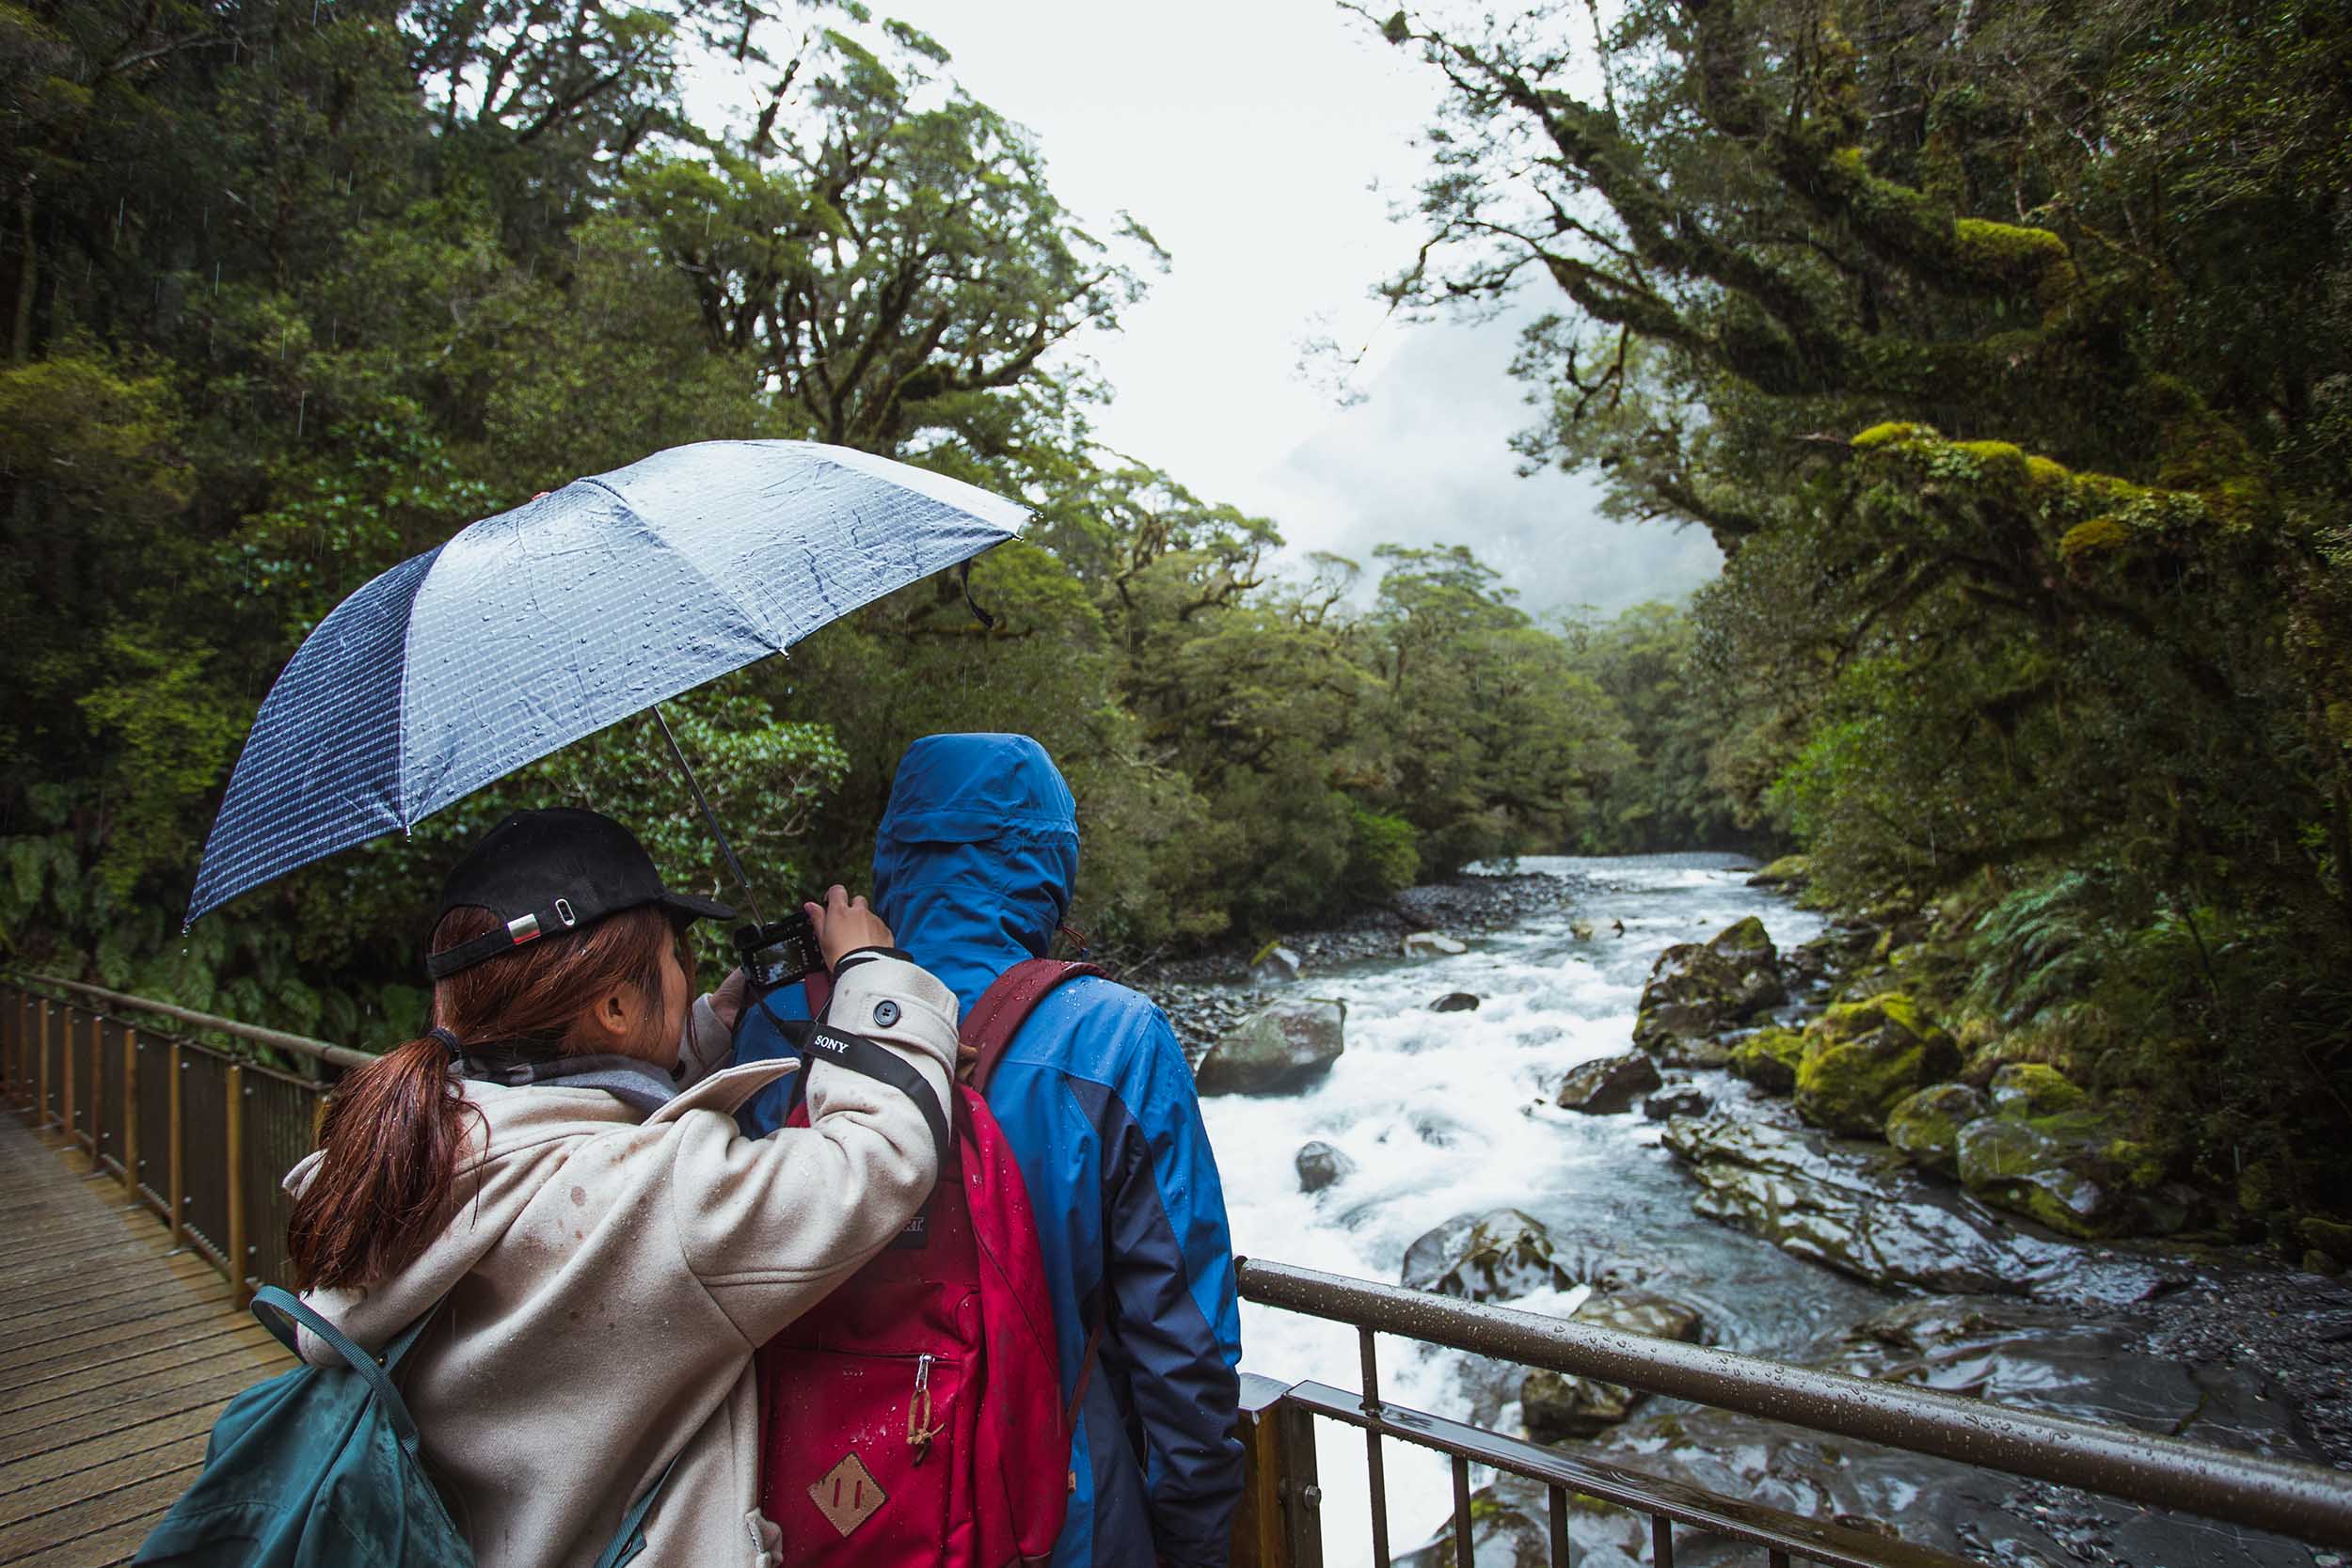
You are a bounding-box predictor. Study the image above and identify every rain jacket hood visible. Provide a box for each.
[872,733,1080,1013]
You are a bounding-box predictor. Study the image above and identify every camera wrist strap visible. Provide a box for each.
[749,989,951,1177]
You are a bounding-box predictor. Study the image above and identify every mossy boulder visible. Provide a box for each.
[1792,991,1962,1137]
[1956,1115,2127,1237]
[2300,1216,2352,1258]
[1949,1063,2170,1238]
[1885,1083,1988,1179]
[1745,854,1812,890]
[1988,1062,2084,1117]
[1632,919,1787,1063]
[1728,1026,1806,1094]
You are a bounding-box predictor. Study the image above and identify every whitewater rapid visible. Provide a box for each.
[1198,853,1868,1561]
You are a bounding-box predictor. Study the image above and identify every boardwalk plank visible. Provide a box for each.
[0,1407,219,1498]
[0,1465,199,1557]
[0,1320,273,1396]
[0,1289,234,1363]
[0,1106,292,1566]
[0,1440,203,1529]
[0,1333,279,1421]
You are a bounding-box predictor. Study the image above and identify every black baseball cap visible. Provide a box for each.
[425,808,736,980]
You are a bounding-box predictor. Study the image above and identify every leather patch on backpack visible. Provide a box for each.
[809,1452,886,1537]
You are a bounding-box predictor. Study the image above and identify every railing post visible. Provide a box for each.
[167,1040,186,1246]
[122,1026,140,1200]
[87,1010,105,1164]
[1232,1374,1323,1568]
[60,1003,75,1139]
[225,1062,248,1307]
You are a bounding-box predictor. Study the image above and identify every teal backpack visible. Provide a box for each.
[135,1286,672,1568]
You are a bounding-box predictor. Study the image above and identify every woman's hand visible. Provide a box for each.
[805,885,893,968]
[707,967,749,1032]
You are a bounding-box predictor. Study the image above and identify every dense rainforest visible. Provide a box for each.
[1370,0,2352,1240]
[2,0,2346,1242]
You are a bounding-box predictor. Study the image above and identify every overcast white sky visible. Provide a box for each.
[702,0,1720,617]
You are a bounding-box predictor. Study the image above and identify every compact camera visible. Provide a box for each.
[733,913,824,990]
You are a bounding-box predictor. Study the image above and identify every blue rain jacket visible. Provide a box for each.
[734,734,1244,1568]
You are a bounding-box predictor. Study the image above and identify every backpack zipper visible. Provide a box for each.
[908,1353,944,1463]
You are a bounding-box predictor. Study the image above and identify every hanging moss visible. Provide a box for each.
[1951,217,2076,305]
[1851,421,1933,451]
[2058,515,2130,562]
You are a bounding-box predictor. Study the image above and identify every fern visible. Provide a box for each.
[1965,871,2106,1024]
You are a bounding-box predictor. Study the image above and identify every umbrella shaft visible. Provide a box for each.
[651,705,768,929]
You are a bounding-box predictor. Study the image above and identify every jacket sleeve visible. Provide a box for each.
[670,955,958,1345]
[1101,1006,1245,1568]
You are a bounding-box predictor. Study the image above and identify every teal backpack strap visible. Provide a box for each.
[248,1286,429,1457]
[590,1456,679,1568]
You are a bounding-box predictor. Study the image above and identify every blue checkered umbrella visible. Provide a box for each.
[187,440,1026,924]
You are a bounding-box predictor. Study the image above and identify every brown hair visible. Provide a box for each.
[287,903,678,1291]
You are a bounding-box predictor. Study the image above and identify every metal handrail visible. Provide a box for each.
[1238,1258,2352,1547]
[7,971,374,1069]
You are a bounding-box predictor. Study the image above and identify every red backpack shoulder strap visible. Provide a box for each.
[961,959,1109,1092]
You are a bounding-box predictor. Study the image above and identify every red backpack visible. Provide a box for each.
[757,960,1104,1567]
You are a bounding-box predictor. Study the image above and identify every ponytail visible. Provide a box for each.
[287,903,675,1291]
[288,1035,476,1291]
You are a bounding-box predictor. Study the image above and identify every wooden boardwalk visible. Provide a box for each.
[0,1108,293,1566]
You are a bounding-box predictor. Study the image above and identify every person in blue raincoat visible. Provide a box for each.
[736,733,1245,1568]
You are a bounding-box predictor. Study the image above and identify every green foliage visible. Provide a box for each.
[1380,0,2352,1227]
[1346,809,1421,901]
[0,3,1637,1035]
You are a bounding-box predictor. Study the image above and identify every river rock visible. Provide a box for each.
[1631,917,1787,1064]
[1662,1112,2070,1294]
[1554,1052,1661,1116]
[1520,1368,1635,1440]
[1727,1026,1805,1094]
[1958,1113,2133,1239]
[1295,1140,1355,1194]
[1392,1483,1552,1568]
[1988,1061,2085,1116]
[1249,943,1301,984]
[1884,1082,1987,1178]
[1644,1084,1711,1120]
[1569,919,1596,941]
[1428,990,1482,1013]
[1519,1289,1706,1441]
[1745,853,1811,890]
[1947,1062,2163,1238]
[1791,990,1960,1137]
[1403,1209,1576,1301]
[1402,931,1469,958]
[1192,998,1345,1095]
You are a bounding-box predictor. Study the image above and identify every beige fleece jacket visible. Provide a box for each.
[279,955,958,1568]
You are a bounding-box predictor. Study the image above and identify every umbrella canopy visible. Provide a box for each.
[187,440,1025,924]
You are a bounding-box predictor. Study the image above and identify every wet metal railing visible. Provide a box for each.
[2,974,345,1307]
[1232,1259,2352,1565]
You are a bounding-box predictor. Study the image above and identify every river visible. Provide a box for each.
[1191,853,2333,1567]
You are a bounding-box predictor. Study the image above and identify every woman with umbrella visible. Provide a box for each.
[151,442,1034,1565]
[278,807,959,1567]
